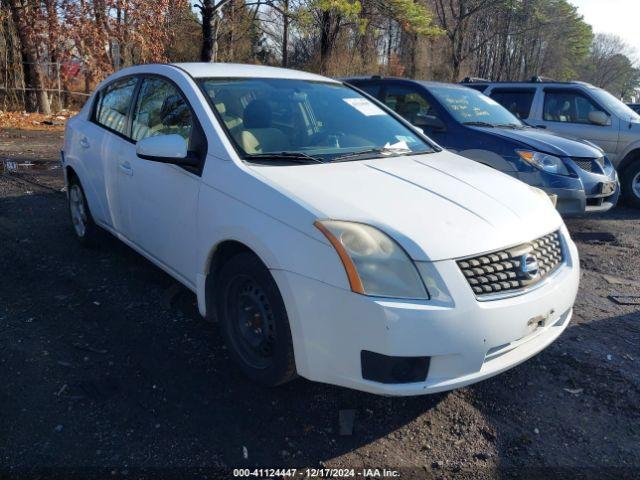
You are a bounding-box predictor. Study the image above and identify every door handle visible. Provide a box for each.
[79,137,90,149]
[118,161,133,176]
[534,125,547,129]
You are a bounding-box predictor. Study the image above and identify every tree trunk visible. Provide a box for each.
[44,0,61,110]
[7,0,51,114]
[400,30,417,78]
[201,0,216,61]
[319,10,331,73]
[282,0,289,67]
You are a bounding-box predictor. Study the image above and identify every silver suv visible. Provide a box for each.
[463,79,640,207]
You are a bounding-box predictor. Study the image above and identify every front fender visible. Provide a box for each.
[618,140,640,173]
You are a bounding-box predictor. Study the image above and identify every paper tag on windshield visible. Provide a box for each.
[343,98,386,116]
[384,140,410,151]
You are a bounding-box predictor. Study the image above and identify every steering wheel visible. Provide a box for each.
[309,129,346,148]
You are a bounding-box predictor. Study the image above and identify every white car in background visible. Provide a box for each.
[62,63,580,395]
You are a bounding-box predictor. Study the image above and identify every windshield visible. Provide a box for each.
[590,87,640,122]
[429,85,523,127]
[199,78,434,163]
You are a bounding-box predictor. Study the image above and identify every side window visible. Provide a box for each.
[131,77,194,144]
[95,77,137,135]
[355,83,382,99]
[490,89,535,119]
[543,90,609,124]
[382,85,437,125]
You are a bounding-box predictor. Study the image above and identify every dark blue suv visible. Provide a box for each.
[344,77,620,215]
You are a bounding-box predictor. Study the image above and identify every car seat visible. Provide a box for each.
[398,101,421,124]
[544,98,560,122]
[235,99,290,154]
[214,90,244,133]
[558,100,572,122]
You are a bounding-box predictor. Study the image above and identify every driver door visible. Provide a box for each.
[537,89,619,158]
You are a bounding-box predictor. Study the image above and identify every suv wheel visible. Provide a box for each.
[622,161,640,208]
[68,177,100,246]
[215,252,297,386]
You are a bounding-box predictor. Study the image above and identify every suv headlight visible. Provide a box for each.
[314,220,429,299]
[516,150,570,176]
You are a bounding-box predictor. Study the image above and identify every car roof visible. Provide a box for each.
[171,62,336,83]
[461,80,597,89]
[343,76,472,90]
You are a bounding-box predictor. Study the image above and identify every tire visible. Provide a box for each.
[68,176,101,246]
[622,160,640,209]
[215,252,297,386]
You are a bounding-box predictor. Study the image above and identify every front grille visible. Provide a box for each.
[573,157,604,173]
[457,231,564,299]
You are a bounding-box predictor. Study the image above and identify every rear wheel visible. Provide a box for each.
[68,176,100,246]
[215,252,297,386]
[622,161,640,209]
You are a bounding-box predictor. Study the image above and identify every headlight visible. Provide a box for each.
[314,220,429,299]
[516,150,570,176]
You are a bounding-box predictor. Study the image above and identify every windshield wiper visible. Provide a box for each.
[244,151,324,164]
[494,123,524,129]
[462,121,495,128]
[331,147,412,163]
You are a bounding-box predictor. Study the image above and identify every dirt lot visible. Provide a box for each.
[1,128,639,479]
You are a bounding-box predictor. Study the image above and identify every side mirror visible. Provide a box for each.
[136,134,198,166]
[416,115,447,133]
[588,111,610,126]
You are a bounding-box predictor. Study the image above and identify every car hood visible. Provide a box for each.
[251,151,563,261]
[482,126,603,158]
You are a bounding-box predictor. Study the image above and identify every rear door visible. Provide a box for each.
[120,75,207,284]
[537,88,619,158]
[91,76,139,230]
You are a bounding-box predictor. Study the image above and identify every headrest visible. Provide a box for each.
[402,101,421,115]
[243,99,272,129]
[214,102,226,115]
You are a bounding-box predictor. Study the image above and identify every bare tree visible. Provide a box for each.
[4,0,51,113]
[195,0,234,62]
[586,34,637,90]
[432,0,503,81]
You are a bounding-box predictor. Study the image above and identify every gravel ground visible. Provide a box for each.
[1,129,639,479]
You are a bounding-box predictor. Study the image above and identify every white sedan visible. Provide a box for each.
[62,63,579,396]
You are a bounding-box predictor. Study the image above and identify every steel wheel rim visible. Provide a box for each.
[225,275,276,370]
[69,184,87,238]
[632,171,640,199]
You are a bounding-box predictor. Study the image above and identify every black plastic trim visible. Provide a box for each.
[361,350,430,384]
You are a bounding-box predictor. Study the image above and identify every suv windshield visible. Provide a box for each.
[590,87,640,123]
[429,85,523,127]
[199,78,434,163]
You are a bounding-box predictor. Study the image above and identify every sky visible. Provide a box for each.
[570,0,640,56]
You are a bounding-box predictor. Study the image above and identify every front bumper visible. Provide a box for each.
[543,185,619,215]
[518,158,619,215]
[273,229,580,396]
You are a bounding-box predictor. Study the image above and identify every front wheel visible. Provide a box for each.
[215,252,297,386]
[68,177,100,246]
